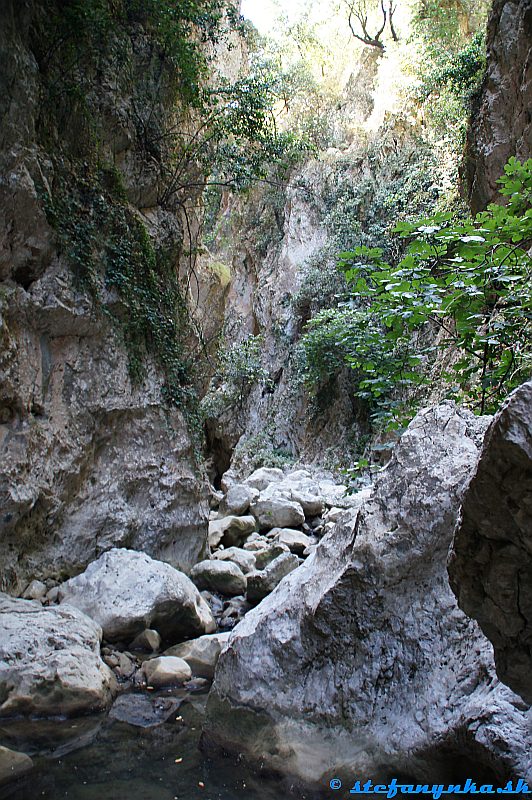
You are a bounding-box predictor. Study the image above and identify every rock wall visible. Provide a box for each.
[464,0,532,212]
[449,380,532,704]
[0,1,210,591]
[204,403,532,785]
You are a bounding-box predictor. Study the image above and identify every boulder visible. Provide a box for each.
[212,546,256,574]
[165,632,231,679]
[58,548,215,642]
[220,484,259,516]
[0,593,114,718]
[0,746,33,788]
[250,498,305,531]
[449,380,532,703]
[20,580,47,601]
[246,553,300,603]
[244,467,284,491]
[204,405,532,785]
[190,560,247,597]
[141,656,191,688]
[253,543,290,570]
[129,629,162,653]
[108,693,181,728]
[272,529,311,556]
[208,516,257,549]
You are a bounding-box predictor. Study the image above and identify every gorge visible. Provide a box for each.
[0,0,531,798]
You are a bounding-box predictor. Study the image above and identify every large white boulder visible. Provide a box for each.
[0,593,114,717]
[58,548,215,642]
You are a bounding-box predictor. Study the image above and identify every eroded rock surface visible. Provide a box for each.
[58,548,215,642]
[449,380,532,703]
[205,404,532,785]
[0,1,210,593]
[0,593,114,718]
[465,0,532,211]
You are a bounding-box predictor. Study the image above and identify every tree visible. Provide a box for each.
[344,0,398,50]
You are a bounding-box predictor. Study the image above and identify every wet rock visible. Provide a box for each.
[141,656,191,688]
[165,632,231,679]
[250,498,305,531]
[130,629,162,653]
[205,405,532,785]
[183,677,210,692]
[20,580,47,601]
[212,546,256,574]
[0,593,114,718]
[108,693,181,728]
[272,529,311,556]
[449,380,532,703]
[0,745,33,788]
[190,560,247,597]
[208,515,257,549]
[58,548,215,642]
[220,484,259,516]
[246,553,300,603]
[244,467,284,491]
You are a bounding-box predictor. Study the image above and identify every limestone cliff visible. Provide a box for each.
[464,0,532,211]
[0,1,212,591]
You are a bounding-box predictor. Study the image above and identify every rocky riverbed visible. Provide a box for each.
[0,462,359,795]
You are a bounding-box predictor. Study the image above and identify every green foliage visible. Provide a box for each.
[202,335,272,415]
[411,1,488,152]
[300,158,532,427]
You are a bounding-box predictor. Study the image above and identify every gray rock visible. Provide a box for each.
[273,529,311,556]
[165,632,231,679]
[129,629,162,653]
[0,593,114,718]
[220,484,259,516]
[208,515,257,549]
[212,546,256,574]
[204,405,532,785]
[113,652,136,680]
[220,470,237,493]
[190,560,247,597]
[246,553,300,603]
[250,498,305,531]
[58,548,215,642]
[449,380,532,703]
[0,745,33,788]
[20,580,47,601]
[141,656,191,688]
[108,693,181,728]
[44,586,60,605]
[244,467,284,491]
[253,543,290,570]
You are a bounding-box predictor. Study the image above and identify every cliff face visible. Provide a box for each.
[0,1,211,591]
[465,0,532,211]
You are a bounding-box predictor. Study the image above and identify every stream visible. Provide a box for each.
[1,688,323,800]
